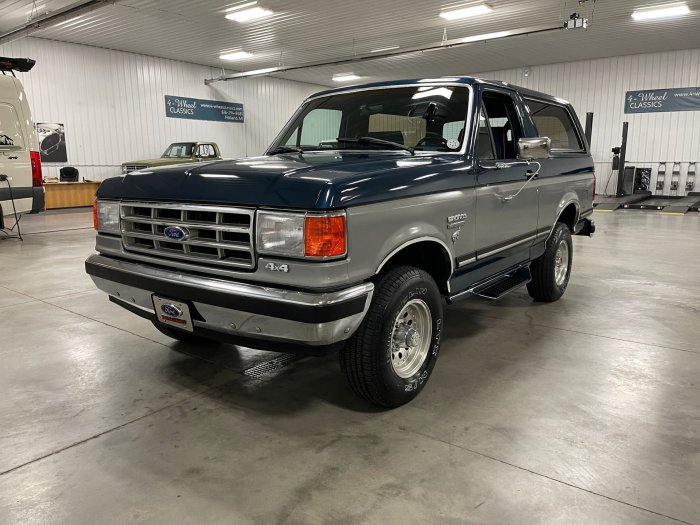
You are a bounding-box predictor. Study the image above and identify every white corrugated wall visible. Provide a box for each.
[3,36,699,192]
[475,48,700,195]
[0,37,326,181]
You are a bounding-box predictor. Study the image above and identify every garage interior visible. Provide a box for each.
[1,1,700,524]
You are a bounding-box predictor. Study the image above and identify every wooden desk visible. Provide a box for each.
[44,182,101,209]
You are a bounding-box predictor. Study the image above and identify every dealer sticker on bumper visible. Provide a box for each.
[152,295,194,332]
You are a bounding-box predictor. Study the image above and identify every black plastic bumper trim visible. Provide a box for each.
[0,186,44,213]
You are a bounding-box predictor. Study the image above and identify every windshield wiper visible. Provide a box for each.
[268,145,305,155]
[336,137,415,155]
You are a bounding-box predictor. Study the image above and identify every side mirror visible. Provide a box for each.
[518,137,551,160]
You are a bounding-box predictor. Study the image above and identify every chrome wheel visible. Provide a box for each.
[391,299,432,379]
[554,240,569,286]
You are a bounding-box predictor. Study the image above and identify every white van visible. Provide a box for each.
[0,57,43,228]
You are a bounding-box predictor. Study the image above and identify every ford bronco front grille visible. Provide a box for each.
[120,202,255,270]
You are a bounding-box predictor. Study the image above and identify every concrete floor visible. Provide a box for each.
[0,208,698,524]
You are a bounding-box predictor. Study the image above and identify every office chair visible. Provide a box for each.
[59,166,79,182]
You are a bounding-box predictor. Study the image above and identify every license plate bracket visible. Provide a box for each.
[152,295,194,332]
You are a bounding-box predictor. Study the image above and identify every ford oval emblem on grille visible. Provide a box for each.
[161,304,183,317]
[163,225,189,241]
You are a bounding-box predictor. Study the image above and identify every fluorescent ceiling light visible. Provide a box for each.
[412,87,454,100]
[225,3,273,22]
[219,50,253,61]
[418,77,461,82]
[462,30,510,43]
[440,3,492,20]
[631,2,689,20]
[370,45,400,53]
[333,73,361,82]
[225,1,257,11]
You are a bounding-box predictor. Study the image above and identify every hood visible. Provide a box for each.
[122,158,194,167]
[100,152,472,209]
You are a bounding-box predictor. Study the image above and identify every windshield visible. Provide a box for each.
[161,143,195,158]
[270,86,470,154]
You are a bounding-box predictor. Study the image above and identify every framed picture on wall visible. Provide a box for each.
[36,123,68,163]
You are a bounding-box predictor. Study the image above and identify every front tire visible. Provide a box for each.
[340,266,443,408]
[527,222,573,302]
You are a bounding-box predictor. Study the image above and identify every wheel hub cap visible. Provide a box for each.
[405,328,420,348]
[390,299,432,379]
[554,240,569,286]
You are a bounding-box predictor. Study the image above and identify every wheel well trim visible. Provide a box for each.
[548,199,580,240]
[375,236,455,276]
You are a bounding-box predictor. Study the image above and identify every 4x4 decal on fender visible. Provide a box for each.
[265,262,290,273]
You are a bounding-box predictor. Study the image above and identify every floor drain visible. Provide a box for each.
[241,354,302,378]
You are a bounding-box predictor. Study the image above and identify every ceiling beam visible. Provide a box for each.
[204,23,568,84]
[0,1,112,45]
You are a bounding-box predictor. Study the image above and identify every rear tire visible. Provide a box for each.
[527,222,573,302]
[340,266,443,408]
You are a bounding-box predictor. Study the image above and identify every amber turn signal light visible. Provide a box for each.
[304,215,346,257]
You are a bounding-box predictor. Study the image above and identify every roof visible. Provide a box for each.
[307,76,568,105]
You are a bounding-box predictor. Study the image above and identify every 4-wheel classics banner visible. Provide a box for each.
[165,95,244,123]
[624,87,700,114]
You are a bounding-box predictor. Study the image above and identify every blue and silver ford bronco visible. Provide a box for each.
[86,77,595,407]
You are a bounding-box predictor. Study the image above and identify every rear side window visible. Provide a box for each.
[0,103,25,149]
[525,99,583,151]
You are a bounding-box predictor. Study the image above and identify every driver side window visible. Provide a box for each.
[481,91,522,160]
[476,109,495,160]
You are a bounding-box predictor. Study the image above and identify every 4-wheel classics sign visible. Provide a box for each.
[624,87,700,114]
[165,95,244,123]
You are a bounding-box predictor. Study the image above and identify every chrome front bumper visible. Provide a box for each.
[85,254,374,349]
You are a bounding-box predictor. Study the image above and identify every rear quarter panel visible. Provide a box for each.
[536,154,594,232]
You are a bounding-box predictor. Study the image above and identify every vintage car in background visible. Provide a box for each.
[121,141,221,174]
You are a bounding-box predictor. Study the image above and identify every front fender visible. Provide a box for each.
[344,191,471,286]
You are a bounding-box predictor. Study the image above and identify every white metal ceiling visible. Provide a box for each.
[0,0,79,33]
[6,0,700,85]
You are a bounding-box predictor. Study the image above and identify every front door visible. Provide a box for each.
[475,89,538,270]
